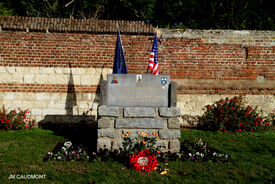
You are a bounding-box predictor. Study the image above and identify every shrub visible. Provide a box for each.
[0,106,35,130]
[197,95,273,133]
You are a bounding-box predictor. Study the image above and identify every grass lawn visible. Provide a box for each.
[0,128,274,184]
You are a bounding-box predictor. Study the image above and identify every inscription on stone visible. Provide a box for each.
[106,74,170,107]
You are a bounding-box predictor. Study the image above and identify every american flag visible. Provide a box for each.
[147,33,158,75]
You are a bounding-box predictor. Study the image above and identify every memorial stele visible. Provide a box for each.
[104,74,170,107]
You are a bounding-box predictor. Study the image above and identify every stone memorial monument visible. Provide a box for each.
[97,74,181,152]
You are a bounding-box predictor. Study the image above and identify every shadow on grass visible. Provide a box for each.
[39,115,97,153]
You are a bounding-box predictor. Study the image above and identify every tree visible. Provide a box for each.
[0,0,274,30]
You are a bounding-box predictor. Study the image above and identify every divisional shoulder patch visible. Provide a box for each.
[111,77,118,84]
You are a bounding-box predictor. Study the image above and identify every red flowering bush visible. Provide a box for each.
[198,95,273,133]
[0,106,35,130]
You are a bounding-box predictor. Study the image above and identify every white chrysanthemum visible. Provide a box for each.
[64,141,72,148]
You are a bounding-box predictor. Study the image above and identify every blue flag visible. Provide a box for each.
[113,30,127,74]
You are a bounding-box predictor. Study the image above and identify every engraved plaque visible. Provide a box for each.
[106,74,170,107]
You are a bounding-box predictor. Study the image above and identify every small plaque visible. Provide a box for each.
[136,75,142,83]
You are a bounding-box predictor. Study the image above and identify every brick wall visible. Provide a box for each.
[0,16,274,125]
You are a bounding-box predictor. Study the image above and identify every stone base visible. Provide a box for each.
[97,106,181,152]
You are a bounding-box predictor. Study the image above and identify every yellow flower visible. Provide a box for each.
[142,140,146,144]
[144,133,148,137]
[137,131,140,134]
[160,171,168,175]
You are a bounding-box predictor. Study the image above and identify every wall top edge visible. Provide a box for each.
[0,16,154,35]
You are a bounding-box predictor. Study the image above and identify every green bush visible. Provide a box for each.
[0,106,35,130]
[198,95,273,134]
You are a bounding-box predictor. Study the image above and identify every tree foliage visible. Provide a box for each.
[0,0,274,30]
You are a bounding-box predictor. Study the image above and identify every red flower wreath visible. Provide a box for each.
[130,149,157,172]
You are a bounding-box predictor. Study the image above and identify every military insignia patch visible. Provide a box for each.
[111,77,118,84]
[161,77,167,85]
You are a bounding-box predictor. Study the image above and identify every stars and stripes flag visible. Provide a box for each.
[147,33,158,75]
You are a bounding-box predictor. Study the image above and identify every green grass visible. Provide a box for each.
[0,128,274,184]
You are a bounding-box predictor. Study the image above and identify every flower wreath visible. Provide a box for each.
[130,149,157,172]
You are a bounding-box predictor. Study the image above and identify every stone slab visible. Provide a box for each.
[106,74,170,107]
[159,107,180,117]
[98,129,115,138]
[115,118,164,129]
[98,105,119,117]
[167,118,180,129]
[100,80,107,105]
[169,140,181,151]
[97,138,112,150]
[98,117,114,128]
[169,81,177,107]
[124,107,156,117]
[159,130,181,139]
